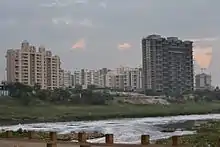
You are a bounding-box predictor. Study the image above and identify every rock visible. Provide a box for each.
[57,131,104,141]
[57,134,72,141]
[17,128,23,134]
[161,128,176,133]
[0,129,104,141]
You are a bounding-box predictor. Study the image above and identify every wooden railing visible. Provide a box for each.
[0,130,189,147]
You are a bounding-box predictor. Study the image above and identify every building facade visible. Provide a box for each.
[142,35,194,95]
[105,67,143,91]
[195,73,212,90]
[6,41,61,89]
[59,70,73,88]
[72,68,109,89]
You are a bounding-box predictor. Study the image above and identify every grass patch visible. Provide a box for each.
[1,99,220,125]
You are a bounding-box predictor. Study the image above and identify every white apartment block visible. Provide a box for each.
[105,67,143,91]
[60,70,73,88]
[72,68,109,88]
[73,69,98,88]
[130,68,142,90]
[6,41,61,89]
[71,67,142,90]
[195,73,212,90]
[73,70,81,86]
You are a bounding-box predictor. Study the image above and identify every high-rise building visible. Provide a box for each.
[105,67,142,91]
[60,70,73,88]
[73,69,94,88]
[195,73,212,90]
[142,35,194,95]
[72,68,109,88]
[59,69,64,87]
[6,41,61,89]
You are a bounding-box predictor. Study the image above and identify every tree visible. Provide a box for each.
[87,84,98,90]
[74,84,82,94]
[35,89,50,101]
[33,83,41,91]
[49,88,71,102]
[4,82,113,106]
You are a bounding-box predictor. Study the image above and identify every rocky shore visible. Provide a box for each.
[0,128,105,141]
[155,120,208,132]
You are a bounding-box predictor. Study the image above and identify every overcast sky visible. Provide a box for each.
[0,0,220,85]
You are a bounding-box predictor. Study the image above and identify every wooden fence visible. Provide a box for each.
[0,130,191,147]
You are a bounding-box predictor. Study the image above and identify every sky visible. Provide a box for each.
[0,0,220,85]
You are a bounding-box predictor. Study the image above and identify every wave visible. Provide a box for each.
[0,113,220,143]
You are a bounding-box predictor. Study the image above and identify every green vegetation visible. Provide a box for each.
[156,121,220,147]
[4,82,113,106]
[1,99,220,125]
[1,82,220,125]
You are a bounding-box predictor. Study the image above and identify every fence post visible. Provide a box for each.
[141,135,150,145]
[49,132,57,142]
[172,136,178,146]
[217,138,220,147]
[6,131,12,138]
[46,142,57,147]
[28,131,34,139]
[78,132,87,143]
[105,134,114,144]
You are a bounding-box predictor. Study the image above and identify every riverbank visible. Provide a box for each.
[1,101,220,125]
[156,120,220,147]
[0,128,105,141]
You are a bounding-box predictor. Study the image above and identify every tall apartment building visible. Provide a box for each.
[98,68,109,88]
[106,70,125,90]
[59,69,64,87]
[6,41,61,89]
[142,35,194,95]
[195,73,212,90]
[60,70,73,88]
[73,70,81,86]
[72,69,93,88]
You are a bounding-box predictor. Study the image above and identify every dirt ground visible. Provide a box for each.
[0,139,190,147]
[0,140,79,147]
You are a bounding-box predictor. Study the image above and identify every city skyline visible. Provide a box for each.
[0,0,219,85]
[5,41,143,90]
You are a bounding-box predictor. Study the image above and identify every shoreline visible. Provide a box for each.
[0,111,219,126]
[156,120,220,146]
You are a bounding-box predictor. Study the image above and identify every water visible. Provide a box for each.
[1,114,220,144]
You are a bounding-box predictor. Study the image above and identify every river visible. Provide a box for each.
[1,114,220,144]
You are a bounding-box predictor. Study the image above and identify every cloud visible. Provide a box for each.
[40,0,72,8]
[74,0,88,5]
[51,17,73,25]
[99,1,107,9]
[117,43,131,50]
[72,39,86,49]
[51,17,95,28]
[193,46,212,68]
[78,19,93,27]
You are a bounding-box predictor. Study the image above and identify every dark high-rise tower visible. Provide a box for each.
[142,35,194,95]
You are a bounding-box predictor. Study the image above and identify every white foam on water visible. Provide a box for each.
[0,113,219,143]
